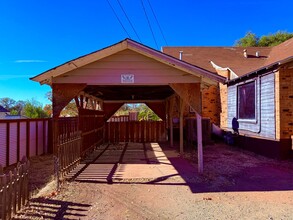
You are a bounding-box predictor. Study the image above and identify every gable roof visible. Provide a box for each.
[31,38,226,85]
[163,37,293,77]
[0,105,9,113]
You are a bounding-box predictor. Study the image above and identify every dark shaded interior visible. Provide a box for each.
[84,85,174,101]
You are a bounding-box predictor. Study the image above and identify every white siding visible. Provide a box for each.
[227,73,276,139]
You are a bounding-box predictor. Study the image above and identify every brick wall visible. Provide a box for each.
[219,83,228,128]
[277,63,293,140]
[201,85,221,125]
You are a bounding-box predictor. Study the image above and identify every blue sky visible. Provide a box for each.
[1,0,292,105]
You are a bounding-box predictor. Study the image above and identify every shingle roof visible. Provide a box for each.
[265,37,293,65]
[162,38,293,77]
[0,105,9,113]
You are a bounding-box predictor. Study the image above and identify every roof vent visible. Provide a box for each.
[243,49,247,58]
[256,51,260,57]
[179,51,183,60]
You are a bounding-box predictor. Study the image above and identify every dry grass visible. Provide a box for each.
[28,154,55,196]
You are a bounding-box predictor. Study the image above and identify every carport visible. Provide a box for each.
[31,39,225,174]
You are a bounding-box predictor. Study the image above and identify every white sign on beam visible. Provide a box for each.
[121,74,134,83]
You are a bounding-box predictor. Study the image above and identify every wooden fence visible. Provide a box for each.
[53,117,81,178]
[0,119,50,168]
[53,110,104,178]
[105,120,166,143]
[79,109,104,155]
[0,157,30,220]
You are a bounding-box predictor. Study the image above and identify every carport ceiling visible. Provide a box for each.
[84,85,174,101]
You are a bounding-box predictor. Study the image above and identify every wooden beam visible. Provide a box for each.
[168,97,175,147]
[169,83,201,114]
[179,97,185,154]
[196,113,203,173]
[52,83,87,118]
[103,103,124,121]
[145,102,166,121]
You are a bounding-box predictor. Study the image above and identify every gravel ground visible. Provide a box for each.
[13,142,293,220]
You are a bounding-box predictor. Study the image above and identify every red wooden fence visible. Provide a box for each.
[0,119,50,168]
[105,120,166,143]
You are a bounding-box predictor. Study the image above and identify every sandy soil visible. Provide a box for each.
[13,142,293,220]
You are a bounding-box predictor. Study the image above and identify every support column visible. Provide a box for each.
[197,113,203,173]
[179,97,185,154]
[168,97,175,147]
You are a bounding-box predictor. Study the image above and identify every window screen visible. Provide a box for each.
[238,81,255,119]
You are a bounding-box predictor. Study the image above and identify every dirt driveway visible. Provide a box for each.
[15,142,293,219]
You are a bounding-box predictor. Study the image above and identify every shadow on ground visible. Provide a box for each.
[66,142,293,193]
[13,198,91,220]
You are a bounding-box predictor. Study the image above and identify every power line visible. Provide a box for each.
[116,0,142,43]
[146,0,168,46]
[140,0,159,50]
[106,0,131,38]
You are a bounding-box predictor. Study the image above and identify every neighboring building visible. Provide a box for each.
[0,105,28,119]
[163,38,293,159]
[0,105,10,119]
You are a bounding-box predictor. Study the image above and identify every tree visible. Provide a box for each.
[137,104,160,121]
[60,101,78,117]
[258,31,293,46]
[45,91,52,102]
[10,100,26,115]
[0,97,16,110]
[235,31,293,47]
[22,99,49,118]
[235,31,258,47]
[43,104,52,117]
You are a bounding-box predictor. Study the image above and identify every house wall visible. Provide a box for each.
[202,85,220,125]
[277,63,293,140]
[227,72,276,139]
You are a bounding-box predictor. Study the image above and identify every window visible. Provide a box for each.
[238,81,256,120]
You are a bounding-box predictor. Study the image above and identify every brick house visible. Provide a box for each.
[163,38,293,159]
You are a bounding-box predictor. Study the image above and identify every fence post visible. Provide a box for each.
[0,164,6,220]
[54,156,60,191]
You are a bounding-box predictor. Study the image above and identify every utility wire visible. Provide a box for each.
[146,0,168,46]
[140,0,159,50]
[106,0,131,38]
[116,0,142,43]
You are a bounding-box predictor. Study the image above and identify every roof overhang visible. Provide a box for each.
[227,56,293,85]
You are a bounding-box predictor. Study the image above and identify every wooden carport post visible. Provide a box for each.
[170,83,204,173]
[179,97,185,154]
[52,83,87,155]
[167,96,175,147]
